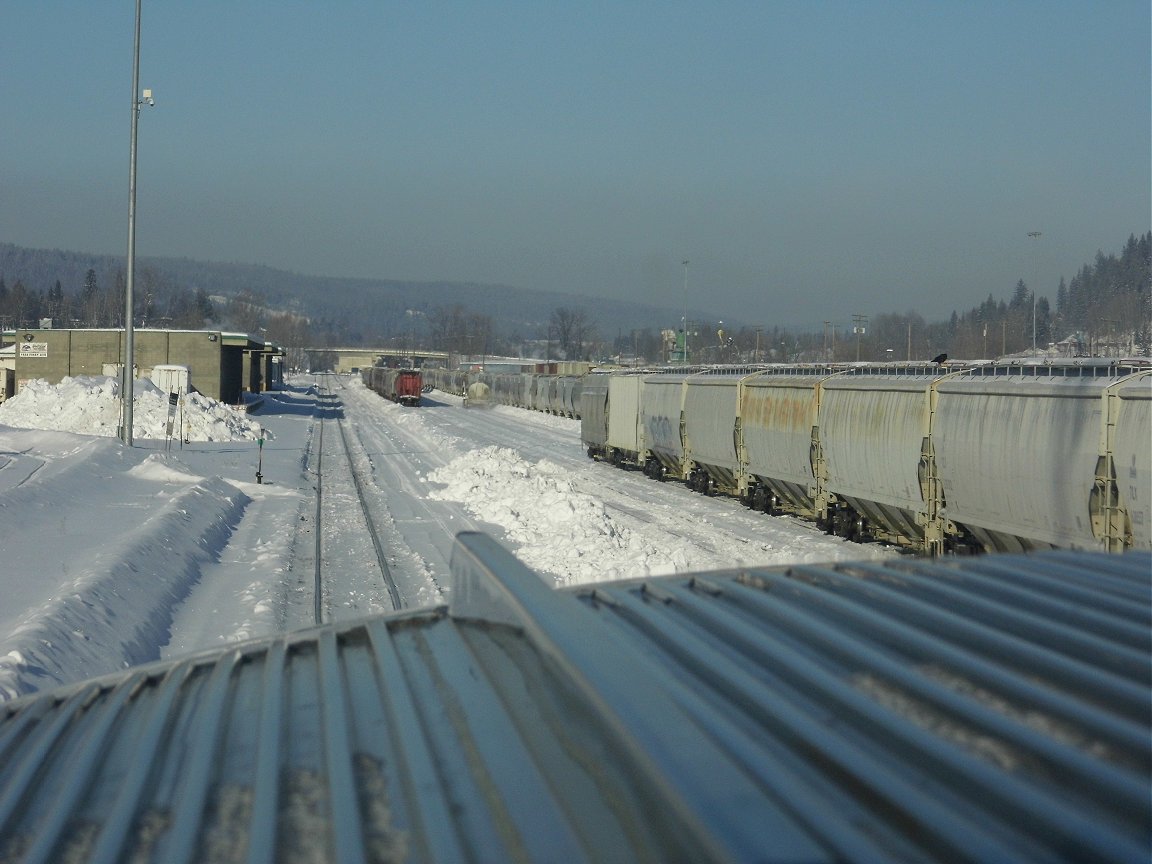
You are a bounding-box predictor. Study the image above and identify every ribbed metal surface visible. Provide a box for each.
[1,537,1148,863]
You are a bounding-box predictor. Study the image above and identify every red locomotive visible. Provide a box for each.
[363,366,423,406]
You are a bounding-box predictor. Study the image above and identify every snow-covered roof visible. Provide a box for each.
[0,537,1146,862]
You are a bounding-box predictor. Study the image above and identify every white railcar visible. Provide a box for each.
[1112,371,1152,550]
[640,371,691,478]
[605,372,647,466]
[739,368,838,517]
[579,373,611,457]
[818,369,956,548]
[935,365,1152,553]
[681,369,756,494]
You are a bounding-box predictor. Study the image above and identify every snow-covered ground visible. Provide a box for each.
[0,373,891,701]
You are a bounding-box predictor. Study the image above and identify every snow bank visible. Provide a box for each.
[0,375,263,441]
[0,476,251,700]
[428,446,709,585]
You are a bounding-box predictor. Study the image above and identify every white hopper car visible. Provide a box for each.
[581,360,1151,555]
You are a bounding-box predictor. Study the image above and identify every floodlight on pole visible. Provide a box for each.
[1028,231,1042,352]
[681,259,690,365]
[122,0,154,446]
[852,313,868,362]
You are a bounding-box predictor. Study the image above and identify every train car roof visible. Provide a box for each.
[1,535,1148,863]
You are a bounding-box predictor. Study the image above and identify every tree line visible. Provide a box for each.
[940,233,1150,359]
[3,231,1147,366]
[608,232,1150,364]
[0,267,216,332]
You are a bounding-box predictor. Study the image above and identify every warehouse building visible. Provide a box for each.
[1,328,282,403]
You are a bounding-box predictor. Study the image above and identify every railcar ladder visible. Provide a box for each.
[1090,384,1131,552]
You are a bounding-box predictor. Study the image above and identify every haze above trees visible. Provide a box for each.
[1,232,1147,364]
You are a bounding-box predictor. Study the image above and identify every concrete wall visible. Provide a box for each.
[168,331,226,400]
[13,329,235,401]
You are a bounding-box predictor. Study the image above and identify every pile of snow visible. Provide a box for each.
[0,474,252,700]
[0,376,263,441]
[429,446,727,585]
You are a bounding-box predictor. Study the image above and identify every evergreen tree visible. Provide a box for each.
[47,279,64,320]
[195,288,215,323]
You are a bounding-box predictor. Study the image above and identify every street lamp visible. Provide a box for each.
[121,0,154,446]
[681,259,690,365]
[1028,231,1042,352]
[852,313,867,362]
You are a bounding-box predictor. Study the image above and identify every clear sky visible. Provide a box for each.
[2,1,1148,330]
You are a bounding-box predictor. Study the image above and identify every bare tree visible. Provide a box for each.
[227,290,267,334]
[550,306,595,361]
[266,310,313,370]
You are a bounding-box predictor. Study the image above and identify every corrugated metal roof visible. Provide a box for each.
[1,535,1148,863]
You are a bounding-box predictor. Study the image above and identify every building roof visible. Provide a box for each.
[1,536,1148,863]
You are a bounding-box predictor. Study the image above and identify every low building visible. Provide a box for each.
[0,343,14,402]
[9,328,282,404]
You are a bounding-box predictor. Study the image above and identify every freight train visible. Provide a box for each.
[423,368,585,417]
[581,360,1151,556]
[363,366,423,406]
[424,360,1151,556]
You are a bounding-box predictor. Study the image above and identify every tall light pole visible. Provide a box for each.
[122,0,153,445]
[852,313,868,361]
[1028,231,1042,352]
[681,259,690,365]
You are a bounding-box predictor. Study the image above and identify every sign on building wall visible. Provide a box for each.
[17,342,48,358]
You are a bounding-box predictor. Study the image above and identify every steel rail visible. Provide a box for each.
[333,412,403,609]
[313,401,325,625]
[323,375,403,612]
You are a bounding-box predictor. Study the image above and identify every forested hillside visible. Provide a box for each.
[0,243,669,358]
[2,232,1148,363]
[943,232,1150,358]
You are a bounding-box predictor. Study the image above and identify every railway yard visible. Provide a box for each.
[0,372,884,698]
[0,370,1148,862]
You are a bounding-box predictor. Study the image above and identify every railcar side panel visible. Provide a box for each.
[606,374,645,459]
[560,376,581,418]
[1113,373,1152,550]
[740,374,829,514]
[395,369,423,406]
[641,374,689,473]
[682,374,744,489]
[934,376,1109,551]
[546,377,564,414]
[524,374,539,409]
[532,375,551,413]
[819,375,941,544]
[580,374,610,452]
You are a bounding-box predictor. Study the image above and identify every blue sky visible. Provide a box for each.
[2,1,1148,329]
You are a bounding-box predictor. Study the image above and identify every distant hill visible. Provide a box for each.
[0,243,684,347]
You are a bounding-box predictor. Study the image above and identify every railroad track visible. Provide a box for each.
[312,375,403,624]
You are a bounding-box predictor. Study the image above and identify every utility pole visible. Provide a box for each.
[1028,231,1042,352]
[852,314,868,362]
[681,259,690,365]
[121,0,153,445]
